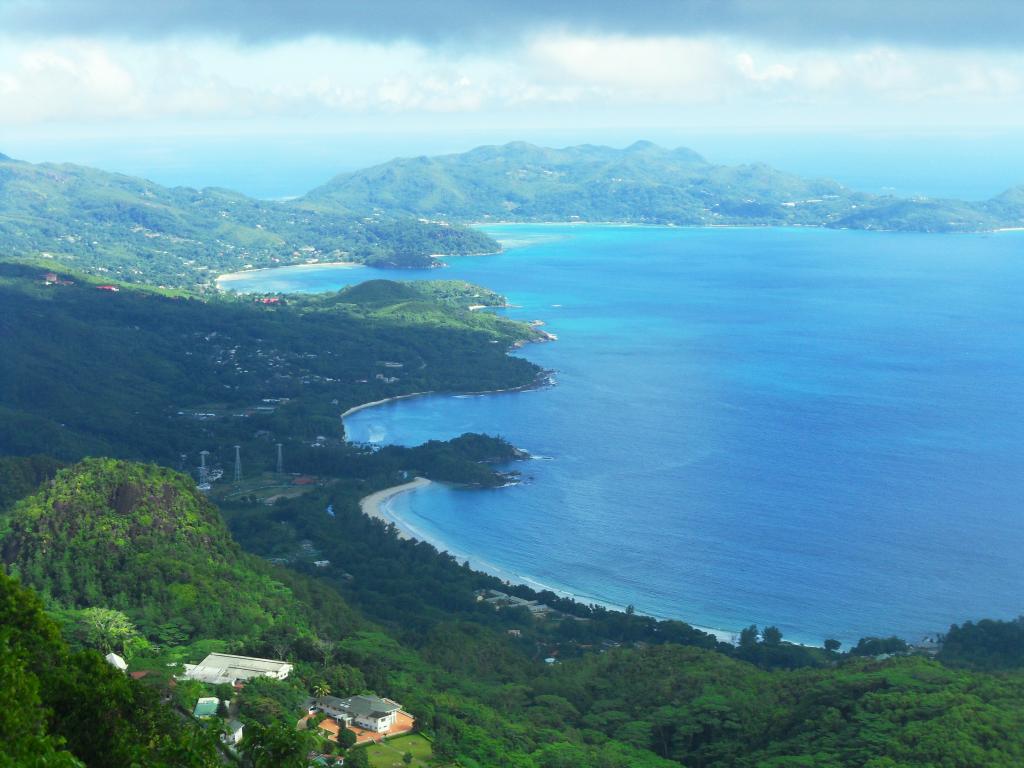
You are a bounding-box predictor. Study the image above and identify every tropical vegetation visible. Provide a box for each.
[0,153,497,288]
[303,141,1024,232]
[1,458,1022,767]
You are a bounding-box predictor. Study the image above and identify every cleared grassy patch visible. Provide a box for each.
[363,733,433,767]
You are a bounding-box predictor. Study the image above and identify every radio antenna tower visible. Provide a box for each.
[233,445,242,484]
[199,450,210,485]
[275,443,283,474]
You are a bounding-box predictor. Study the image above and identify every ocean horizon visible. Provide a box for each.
[224,224,1024,646]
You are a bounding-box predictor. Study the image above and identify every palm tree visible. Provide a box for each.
[313,681,331,699]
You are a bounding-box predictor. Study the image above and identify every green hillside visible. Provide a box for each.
[0,568,222,767]
[0,262,542,463]
[302,141,1024,232]
[2,142,1022,766]
[1,460,1022,768]
[0,154,497,288]
[5,143,1019,296]
[1,459,358,646]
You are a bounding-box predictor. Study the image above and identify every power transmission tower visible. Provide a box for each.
[199,450,210,485]
[276,443,283,474]
[233,445,242,484]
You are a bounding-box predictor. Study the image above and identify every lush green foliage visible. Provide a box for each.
[0,455,62,513]
[303,141,1024,232]
[0,570,222,767]
[938,617,1024,670]
[0,203,1020,766]
[1,459,360,647]
[523,645,1024,767]
[2,459,1023,767]
[0,154,497,288]
[0,263,542,464]
[850,636,910,657]
[240,721,311,768]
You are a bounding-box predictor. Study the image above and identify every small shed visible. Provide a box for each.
[222,719,244,746]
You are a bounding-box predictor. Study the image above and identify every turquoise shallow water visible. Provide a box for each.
[224,225,1024,644]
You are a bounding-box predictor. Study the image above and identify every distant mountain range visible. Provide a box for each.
[2,142,1022,289]
[0,154,495,288]
[303,140,1024,233]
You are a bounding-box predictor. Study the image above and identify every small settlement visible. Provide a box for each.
[102,651,415,765]
[164,651,414,756]
[475,588,555,618]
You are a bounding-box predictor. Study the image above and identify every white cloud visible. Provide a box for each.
[0,44,142,121]
[736,52,796,84]
[528,35,732,99]
[0,33,1022,130]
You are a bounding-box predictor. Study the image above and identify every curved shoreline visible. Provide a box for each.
[360,477,433,539]
[215,225,1022,288]
[340,378,746,645]
[217,260,366,287]
[340,372,554,434]
[340,392,433,421]
[357,475,740,644]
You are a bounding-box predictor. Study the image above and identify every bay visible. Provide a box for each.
[222,225,1024,644]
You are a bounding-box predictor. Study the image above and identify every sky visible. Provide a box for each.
[1,1,1022,197]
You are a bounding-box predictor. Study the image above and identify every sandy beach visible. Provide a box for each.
[341,372,552,428]
[358,475,739,642]
[359,477,433,539]
[340,392,432,421]
[216,260,365,288]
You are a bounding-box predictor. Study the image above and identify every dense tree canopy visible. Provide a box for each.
[0,570,221,767]
[0,153,498,288]
[1,459,360,647]
[0,262,542,465]
[2,458,1023,767]
[303,141,1024,233]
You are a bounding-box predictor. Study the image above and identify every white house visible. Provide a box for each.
[222,720,245,747]
[314,695,401,733]
[182,653,292,685]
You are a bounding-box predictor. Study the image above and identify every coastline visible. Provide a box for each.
[216,226,1007,648]
[340,372,554,433]
[216,245,504,288]
[475,220,1011,235]
[340,391,432,421]
[357,474,740,644]
[213,223,1015,291]
[217,260,365,286]
[215,224,1018,292]
[221,238,810,648]
[346,392,742,645]
[359,477,433,539]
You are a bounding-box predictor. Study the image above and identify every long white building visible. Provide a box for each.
[182,653,292,685]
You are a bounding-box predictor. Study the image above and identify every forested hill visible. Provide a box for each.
[302,140,1024,232]
[0,568,225,767]
[2,458,1023,767]
[0,153,497,288]
[1,458,359,646]
[0,262,541,463]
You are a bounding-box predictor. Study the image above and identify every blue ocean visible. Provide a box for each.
[223,225,1024,644]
